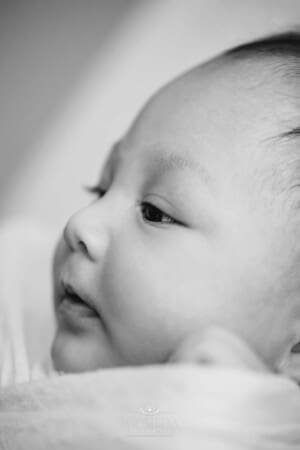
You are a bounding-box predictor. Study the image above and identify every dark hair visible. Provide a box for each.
[226,30,300,59]
[225,31,300,140]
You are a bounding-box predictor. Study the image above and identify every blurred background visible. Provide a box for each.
[1,0,300,238]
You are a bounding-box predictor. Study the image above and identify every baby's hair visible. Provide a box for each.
[225,30,300,140]
[216,31,300,211]
[226,30,300,59]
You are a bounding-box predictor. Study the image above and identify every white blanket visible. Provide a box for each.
[1,364,300,449]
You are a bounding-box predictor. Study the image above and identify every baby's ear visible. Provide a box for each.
[278,343,300,383]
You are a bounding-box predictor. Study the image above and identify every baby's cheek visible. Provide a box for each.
[101,255,186,364]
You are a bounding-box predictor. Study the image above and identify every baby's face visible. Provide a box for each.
[51,56,300,373]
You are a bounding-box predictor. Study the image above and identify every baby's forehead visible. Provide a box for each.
[103,52,299,200]
[132,55,299,162]
[106,139,211,188]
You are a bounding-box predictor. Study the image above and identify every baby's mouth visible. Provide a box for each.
[60,294,98,317]
[59,281,99,318]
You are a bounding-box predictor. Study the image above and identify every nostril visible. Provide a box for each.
[63,212,107,261]
[78,239,87,254]
[63,221,87,254]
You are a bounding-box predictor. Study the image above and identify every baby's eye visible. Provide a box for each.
[141,202,178,225]
[84,184,106,198]
[84,185,179,225]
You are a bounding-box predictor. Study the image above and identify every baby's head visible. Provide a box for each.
[51,32,300,378]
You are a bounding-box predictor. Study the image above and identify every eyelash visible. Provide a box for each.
[83,184,178,225]
[84,184,106,198]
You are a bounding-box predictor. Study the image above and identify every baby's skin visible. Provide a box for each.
[51,50,300,380]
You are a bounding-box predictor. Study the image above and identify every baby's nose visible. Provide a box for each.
[63,204,109,261]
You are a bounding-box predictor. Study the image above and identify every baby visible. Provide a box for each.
[51,31,300,382]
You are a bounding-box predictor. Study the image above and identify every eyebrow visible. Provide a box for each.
[105,141,212,187]
[153,151,211,185]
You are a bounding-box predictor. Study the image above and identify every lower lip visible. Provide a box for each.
[58,295,99,320]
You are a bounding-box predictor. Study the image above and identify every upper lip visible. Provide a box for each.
[61,278,95,310]
[60,275,105,324]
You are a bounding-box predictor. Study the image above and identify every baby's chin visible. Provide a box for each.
[51,328,125,373]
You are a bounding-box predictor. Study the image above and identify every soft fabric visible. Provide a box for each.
[0,217,57,386]
[1,364,300,449]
